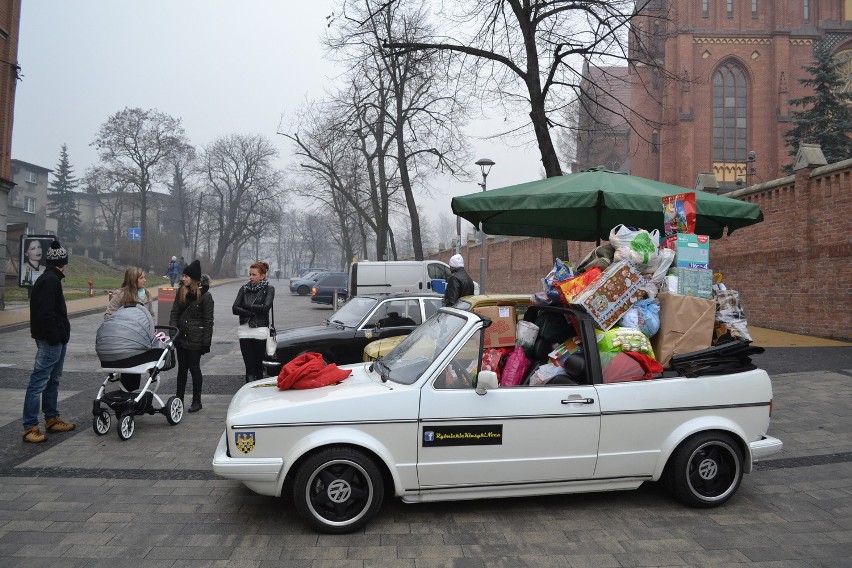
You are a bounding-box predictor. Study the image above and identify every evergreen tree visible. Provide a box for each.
[47,143,82,241]
[783,43,852,170]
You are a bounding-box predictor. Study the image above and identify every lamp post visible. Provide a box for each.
[475,158,495,294]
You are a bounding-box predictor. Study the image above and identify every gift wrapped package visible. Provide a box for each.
[571,260,645,331]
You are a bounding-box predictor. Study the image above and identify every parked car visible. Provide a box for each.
[261,292,443,376]
[214,301,782,534]
[362,293,532,361]
[292,267,329,280]
[289,271,331,296]
[310,272,349,305]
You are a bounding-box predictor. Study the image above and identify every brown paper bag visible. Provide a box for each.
[651,292,715,367]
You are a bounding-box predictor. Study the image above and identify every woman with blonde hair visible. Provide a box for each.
[169,260,214,412]
[105,266,153,320]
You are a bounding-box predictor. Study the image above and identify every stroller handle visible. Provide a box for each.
[155,325,180,342]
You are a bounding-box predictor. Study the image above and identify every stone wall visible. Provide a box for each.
[429,156,852,341]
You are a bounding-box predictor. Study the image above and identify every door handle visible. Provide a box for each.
[561,397,595,404]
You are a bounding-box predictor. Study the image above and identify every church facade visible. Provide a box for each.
[576,1,852,190]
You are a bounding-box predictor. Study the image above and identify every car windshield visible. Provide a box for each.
[327,296,380,327]
[377,310,469,385]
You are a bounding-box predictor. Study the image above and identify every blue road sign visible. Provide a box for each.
[128,227,142,241]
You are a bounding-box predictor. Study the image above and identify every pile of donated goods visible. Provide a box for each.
[473,192,753,387]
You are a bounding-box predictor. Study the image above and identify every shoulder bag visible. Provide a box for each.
[265,301,277,358]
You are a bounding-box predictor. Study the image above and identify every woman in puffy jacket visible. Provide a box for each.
[232,261,275,383]
[168,260,214,413]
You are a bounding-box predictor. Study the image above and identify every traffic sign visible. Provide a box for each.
[128,227,142,241]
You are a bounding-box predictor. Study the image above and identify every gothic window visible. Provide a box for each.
[702,0,708,18]
[712,62,748,162]
[727,0,733,18]
[804,0,810,20]
[752,0,758,18]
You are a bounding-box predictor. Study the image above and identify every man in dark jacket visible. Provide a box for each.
[22,240,76,443]
[442,254,475,306]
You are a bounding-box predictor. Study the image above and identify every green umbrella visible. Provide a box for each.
[451,167,763,241]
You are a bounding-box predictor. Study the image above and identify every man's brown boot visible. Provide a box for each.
[23,426,45,443]
[45,416,76,433]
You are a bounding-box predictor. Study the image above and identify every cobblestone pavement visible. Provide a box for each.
[0,281,850,567]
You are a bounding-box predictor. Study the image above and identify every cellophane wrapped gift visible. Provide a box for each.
[572,260,646,331]
[714,289,752,343]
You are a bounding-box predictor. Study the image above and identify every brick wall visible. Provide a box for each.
[429,159,852,341]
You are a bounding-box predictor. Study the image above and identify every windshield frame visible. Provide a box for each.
[326,296,380,328]
[375,308,478,386]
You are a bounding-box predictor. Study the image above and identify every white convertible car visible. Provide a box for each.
[213,303,782,533]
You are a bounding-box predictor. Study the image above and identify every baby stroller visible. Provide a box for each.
[93,308,184,440]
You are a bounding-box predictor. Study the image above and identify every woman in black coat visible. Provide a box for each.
[169,260,214,412]
[232,261,275,383]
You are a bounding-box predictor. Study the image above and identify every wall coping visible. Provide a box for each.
[726,157,852,199]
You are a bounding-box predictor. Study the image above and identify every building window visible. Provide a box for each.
[702,0,709,18]
[804,0,810,20]
[712,62,748,162]
[25,171,37,183]
[24,196,36,213]
[752,0,758,18]
[726,0,733,18]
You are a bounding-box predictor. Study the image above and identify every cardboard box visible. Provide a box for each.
[572,260,645,331]
[674,267,713,299]
[663,233,710,269]
[474,306,517,348]
[651,292,715,367]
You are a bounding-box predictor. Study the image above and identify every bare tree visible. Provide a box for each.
[164,150,198,252]
[91,107,193,261]
[201,133,284,276]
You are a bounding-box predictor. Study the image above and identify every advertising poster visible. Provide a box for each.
[19,235,54,287]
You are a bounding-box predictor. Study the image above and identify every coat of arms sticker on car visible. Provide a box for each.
[235,432,256,454]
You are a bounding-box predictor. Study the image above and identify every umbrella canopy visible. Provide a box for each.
[451,167,763,241]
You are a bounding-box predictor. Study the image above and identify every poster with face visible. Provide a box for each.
[19,236,54,287]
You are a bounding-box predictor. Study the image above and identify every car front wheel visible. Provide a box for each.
[297,285,310,296]
[666,431,743,507]
[292,446,384,534]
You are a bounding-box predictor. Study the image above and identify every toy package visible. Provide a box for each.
[662,192,697,237]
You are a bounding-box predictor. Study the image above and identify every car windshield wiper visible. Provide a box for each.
[372,357,390,383]
[326,319,346,327]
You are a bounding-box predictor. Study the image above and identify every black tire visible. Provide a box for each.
[165,396,183,425]
[666,432,743,507]
[117,414,135,441]
[297,285,310,296]
[292,447,384,534]
[92,410,110,435]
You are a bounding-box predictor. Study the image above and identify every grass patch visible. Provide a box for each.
[7,256,129,302]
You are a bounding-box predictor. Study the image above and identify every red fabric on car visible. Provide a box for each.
[277,352,352,390]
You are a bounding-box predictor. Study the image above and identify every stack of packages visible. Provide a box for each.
[524,192,752,382]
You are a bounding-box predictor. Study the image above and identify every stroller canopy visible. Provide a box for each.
[96,305,156,363]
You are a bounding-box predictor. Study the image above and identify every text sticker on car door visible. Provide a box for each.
[422,425,503,447]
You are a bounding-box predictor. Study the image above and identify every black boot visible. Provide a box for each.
[188,398,202,413]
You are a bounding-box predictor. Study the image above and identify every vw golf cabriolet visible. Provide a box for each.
[213,303,782,533]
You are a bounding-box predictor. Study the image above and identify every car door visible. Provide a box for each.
[417,329,601,488]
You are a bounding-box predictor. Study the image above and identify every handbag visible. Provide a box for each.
[265,302,277,358]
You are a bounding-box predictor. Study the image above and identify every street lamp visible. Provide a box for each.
[475,158,495,294]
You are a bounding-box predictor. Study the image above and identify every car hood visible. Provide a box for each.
[276,323,349,342]
[226,362,418,426]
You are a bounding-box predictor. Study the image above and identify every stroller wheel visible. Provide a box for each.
[165,396,184,425]
[117,414,135,441]
[93,411,111,435]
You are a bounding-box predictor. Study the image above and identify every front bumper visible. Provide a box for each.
[212,431,284,495]
[749,435,783,462]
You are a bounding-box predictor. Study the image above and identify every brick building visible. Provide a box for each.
[576,1,851,189]
[0,0,21,310]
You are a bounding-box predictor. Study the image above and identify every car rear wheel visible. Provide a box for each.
[666,432,743,507]
[292,446,384,534]
[297,285,310,296]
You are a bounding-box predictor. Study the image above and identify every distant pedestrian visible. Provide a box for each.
[232,261,275,383]
[169,260,214,412]
[274,268,280,281]
[178,256,186,274]
[164,255,179,287]
[442,254,475,307]
[22,240,76,443]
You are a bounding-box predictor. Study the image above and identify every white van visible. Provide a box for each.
[348,260,453,297]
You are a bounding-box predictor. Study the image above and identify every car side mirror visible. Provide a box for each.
[475,370,498,394]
